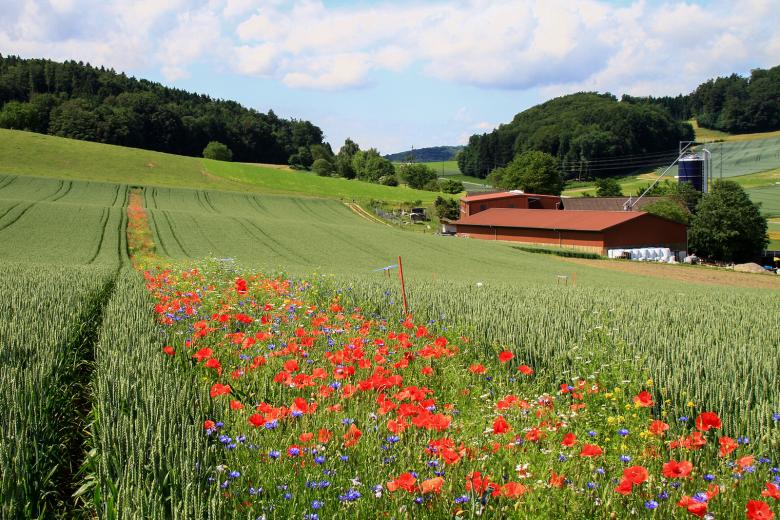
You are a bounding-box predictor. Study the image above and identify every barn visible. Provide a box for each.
[453,208,687,255]
[460,191,562,217]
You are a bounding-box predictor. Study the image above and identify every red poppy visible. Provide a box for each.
[466,472,494,494]
[387,472,417,493]
[517,364,534,375]
[762,482,780,500]
[203,419,215,430]
[719,436,738,457]
[561,432,577,447]
[469,364,487,374]
[498,351,514,363]
[209,383,231,398]
[662,460,693,478]
[299,432,313,443]
[677,496,708,518]
[283,359,299,372]
[162,345,175,356]
[493,416,511,434]
[229,399,244,410]
[318,428,333,443]
[343,424,362,447]
[248,413,264,427]
[193,347,213,362]
[695,411,722,431]
[496,482,528,498]
[633,390,653,407]
[420,477,444,494]
[549,471,565,488]
[649,419,670,436]
[746,500,775,520]
[614,478,633,495]
[580,444,603,457]
[737,455,755,470]
[623,466,649,485]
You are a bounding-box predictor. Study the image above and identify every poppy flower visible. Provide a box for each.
[517,364,534,375]
[762,482,780,500]
[248,413,264,427]
[633,390,653,407]
[561,432,577,447]
[719,436,738,457]
[746,500,775,520]
[387,472,417,493]
[623,466,649,485]
[649,420,670,436]
[299,432,313,443]
[469,364,487,374]
[580,444,603,457]
[209,383,231,398]
[203,419,215,430]
[193,347,213,362]
[662,460,693,478]
[695,412,722,431]
[614,478,633,495]
[229,399,244,410]
[466,472,494,494]
[283,359,299,372]
[318,429,333,443]
[677,496,708,518]
[549,471,565,488]
[737,455,755,470]
[162,345,175,356]
[498,351,514,363]
[496,482,528,498]
[420,477,444,494]
[493,416,511,434]
[343,424,362,447]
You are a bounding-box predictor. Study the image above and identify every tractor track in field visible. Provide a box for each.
[344,202,392,227]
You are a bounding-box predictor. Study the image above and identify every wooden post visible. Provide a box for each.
[398,255,409,315]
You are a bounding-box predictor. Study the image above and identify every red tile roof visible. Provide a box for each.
[461,191,562,202]
[453,208,652,232]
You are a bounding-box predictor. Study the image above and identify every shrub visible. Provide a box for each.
[202,141,233,161]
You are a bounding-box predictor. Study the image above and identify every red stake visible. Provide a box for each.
[398,255,409,315]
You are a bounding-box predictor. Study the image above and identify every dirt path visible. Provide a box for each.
[562,257,779,290]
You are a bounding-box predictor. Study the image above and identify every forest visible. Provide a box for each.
[458,92,693,179]
[0,55,324,164]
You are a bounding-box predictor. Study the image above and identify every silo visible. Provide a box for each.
[678,153,706,192]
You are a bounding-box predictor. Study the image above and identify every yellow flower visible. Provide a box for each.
[687,401,695,408]
[607,417,616,425]
[646,379,654,387]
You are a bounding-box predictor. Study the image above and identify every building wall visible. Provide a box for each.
[461,195,562,217]
[603,215,687,250]
[455,224,606,253]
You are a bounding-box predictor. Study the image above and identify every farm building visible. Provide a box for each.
[453,208,687,255]
[460,191,562,217]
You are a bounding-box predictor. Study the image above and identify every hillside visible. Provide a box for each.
[0,129,440,204]
[0,55,324,164]
[384,145,463,162]
[458,92,693,179]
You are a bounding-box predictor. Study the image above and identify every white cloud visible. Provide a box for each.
[0,0,778,95]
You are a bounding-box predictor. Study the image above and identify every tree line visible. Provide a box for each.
[0,55,324,164]
[622,64,780,134]
[457,92,694,180]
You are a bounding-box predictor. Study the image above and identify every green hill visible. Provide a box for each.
[0,129,440,204]
[384,145,463,162]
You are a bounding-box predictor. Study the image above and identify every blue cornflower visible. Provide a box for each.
[678,416,688,422]
[269,450,281,459]
[658,491,669,501]
[265,420,279,430]
[703,474,715,482]
[693,492,708,503]
[414,497,424,505]
[595,467,606,475]
[587,482,597,490]
[558,454,567,462]
[386,435,400,444]
[645,500,659,510]
[342,418,354,425]
[620,455,631,463]
[759,458,771,465]
[773,413,780,422]
[314,456,326,465]
[288,447,300,457]
[312,500,323,510]
[304,513,318,520]
[587,430,597,437]
[220,480,230,489]
[219,435,232,444]
[340,455,349,462]
[338,489,361,502]
[454,495,470,504]
[248,486,262,495]
[671,482,681,489]
[283,492,292,500]
[738,436,750,445]
[229,471,240,479]
[618,429,629,437]
[291,410,303,418]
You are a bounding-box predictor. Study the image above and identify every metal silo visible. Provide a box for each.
[678,152,707,192]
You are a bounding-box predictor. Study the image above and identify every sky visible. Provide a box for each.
[1,0,779,154]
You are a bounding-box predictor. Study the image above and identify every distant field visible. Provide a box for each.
[0,129,439,204]
[692,119,780,143]
[768,219,780,249]
[423,160,494,191]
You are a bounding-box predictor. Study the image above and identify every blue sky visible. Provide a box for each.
[1,0,779,154]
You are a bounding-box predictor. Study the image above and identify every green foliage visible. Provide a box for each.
[202,141,232,162]
[288,146,314,170]
[439,178,464,194]
[487,150,563,195]
[311,158,335,177]
[458,92,693,179]
[511,245,602,259]
[689,180,769,262]
[634,179,702,212]
[398,163,437,190]
[434,196,460,220]
[351,148,395,183]
[643,199,690,225]
[594,177,623,197]
[0,55,324,164]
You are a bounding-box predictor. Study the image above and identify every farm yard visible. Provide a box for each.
[1,158,780,517]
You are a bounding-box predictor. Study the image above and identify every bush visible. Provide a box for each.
[399,163,438,190]
[487,151,563,195]
[312,158,335,177]
[595,177,623,197]
[202,141,233,161]
[423,179,441,192]
[643,199,690,225]
[440,178,464,194]
[434,196,460,220]
[379,175,399,186]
